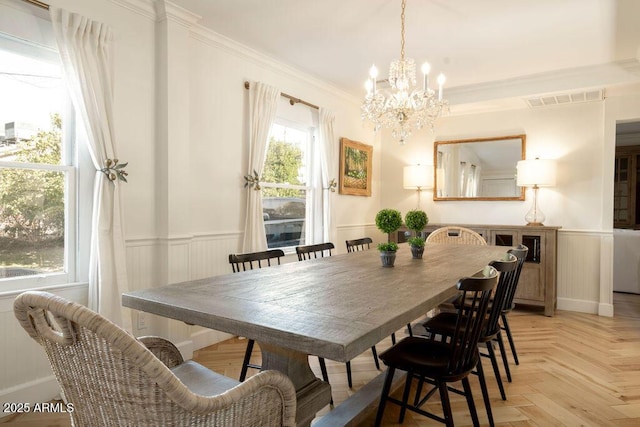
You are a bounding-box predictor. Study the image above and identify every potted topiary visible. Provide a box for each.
[375,208,403,267]
[405,209,428,259]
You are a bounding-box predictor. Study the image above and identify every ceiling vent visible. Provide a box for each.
[525,89,604,108]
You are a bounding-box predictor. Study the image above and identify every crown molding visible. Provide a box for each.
[447,59,640,106]
[111,0,201,27]
[189,25,361,107]
[109,0,155,21]
[155,0,200,27]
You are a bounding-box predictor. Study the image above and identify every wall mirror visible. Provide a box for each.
[434,134,526,201]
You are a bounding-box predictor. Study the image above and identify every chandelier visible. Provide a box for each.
[361,0,447,144]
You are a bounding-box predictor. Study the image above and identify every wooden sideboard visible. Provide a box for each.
[392,223,560,316]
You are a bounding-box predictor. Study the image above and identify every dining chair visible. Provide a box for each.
[228,248,285,272]
[374,266,499,427]
[295,242,381,390]
[295,242,335,260]
[501,245,529,369]
[421,254,518,426]
[345,237,373,252]
[426,226,487,245]
[228,249,285,381]
[13,291,297,427]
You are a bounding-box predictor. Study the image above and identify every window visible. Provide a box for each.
[262,116,321,249]
[0,2,86,292]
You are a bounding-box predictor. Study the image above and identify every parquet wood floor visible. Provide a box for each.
[3,293,640,426]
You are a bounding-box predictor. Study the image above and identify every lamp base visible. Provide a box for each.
[526,222,544,227]
[524,185,546,227]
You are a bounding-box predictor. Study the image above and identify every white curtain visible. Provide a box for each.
[51,8,131,330]
[242,82,279,252]
[318,108,337,243]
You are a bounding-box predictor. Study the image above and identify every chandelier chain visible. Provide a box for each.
[400,0,406,60]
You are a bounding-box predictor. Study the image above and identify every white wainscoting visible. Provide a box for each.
[126,232,241,358]
[335,223,384,253]
[556,229,613,316]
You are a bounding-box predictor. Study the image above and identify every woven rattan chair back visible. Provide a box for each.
[426,226,487,245]
[13,291,296,427]
[295,242,335,261]
[228,249,285,273]
[346,237,373,253]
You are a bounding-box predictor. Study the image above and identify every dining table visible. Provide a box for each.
[122,243,510,426]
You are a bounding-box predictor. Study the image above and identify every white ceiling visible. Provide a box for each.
[172,0,640,106]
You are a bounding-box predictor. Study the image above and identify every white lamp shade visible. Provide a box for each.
[403,164,433,189]
[516,158,557,187]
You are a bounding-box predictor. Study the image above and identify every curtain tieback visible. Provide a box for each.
[244,170,261,190]
[323,178,337,192]
[100,158,129,183]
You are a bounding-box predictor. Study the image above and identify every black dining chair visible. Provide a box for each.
[228,249,284,381]
[229,249,285,273]
[500,245,528,370]
[374,266,499,427]
[295,242,335,260]
[422,254,518,426]
[345,237,373,253]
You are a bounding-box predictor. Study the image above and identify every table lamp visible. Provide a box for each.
[403,164,433,208]
[516,158,557,226]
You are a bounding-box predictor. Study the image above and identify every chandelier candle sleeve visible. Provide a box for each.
[421,63,430,91]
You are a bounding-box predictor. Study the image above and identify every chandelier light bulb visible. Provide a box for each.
[421,62,431,75]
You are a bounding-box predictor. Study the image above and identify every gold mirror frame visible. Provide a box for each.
[433,134,526,201]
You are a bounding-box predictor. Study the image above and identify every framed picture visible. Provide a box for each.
[339,137,373,196]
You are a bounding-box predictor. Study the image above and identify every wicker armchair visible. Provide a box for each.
[14,291,296,427]
[425,226,487,245]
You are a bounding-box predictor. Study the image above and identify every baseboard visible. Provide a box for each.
[557,297,599,314]
[191,328,234,351]
[0,375,60,419]
[175,329,234,361]
[598,302,614,317]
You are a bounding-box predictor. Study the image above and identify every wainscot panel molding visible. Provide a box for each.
[556,229,613,316]
[125,232,242,356]
[335,223,384,254]
[0,285,88,414]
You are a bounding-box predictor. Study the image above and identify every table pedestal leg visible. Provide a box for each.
[259,342,332,427]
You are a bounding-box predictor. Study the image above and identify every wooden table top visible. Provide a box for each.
[123,244,509,362]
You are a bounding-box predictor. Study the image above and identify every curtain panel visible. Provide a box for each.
[51,8,131,330]
[242,82,279,252]
[318,108,337,243]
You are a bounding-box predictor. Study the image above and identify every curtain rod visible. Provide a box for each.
[244,81,319,110]
[22,0,49,10]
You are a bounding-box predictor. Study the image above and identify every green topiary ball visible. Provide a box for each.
[375,209,403,234]
[405,209,428,233]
